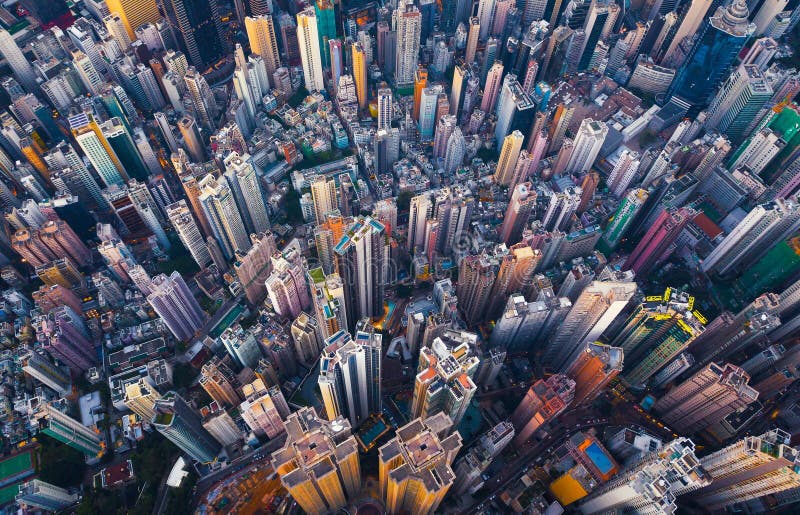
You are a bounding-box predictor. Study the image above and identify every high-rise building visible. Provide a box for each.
[310,177,338,225]
[105,0,160,39]
[233,231,277,305]
[319,324,382,427]
[297,8,325,92]
[452,421,514,495]
[653,363,758,434]
[704,64,773,142]
[42,401,105,457]
[146,272,205,342]
[352,42,368,110]
[578,438,710,514]
[124,378,162,421]
[701,199,800,276]
[334,217,387,325]
[625,207,695,276]
[309,268,349,339]
[265,248,311,318]
[541,277,637,371]
[166,201,212,268]
[490,293,572,352]
[152,392,221,462]
[500,182,536,244]
[184,68,218,130]
[198,174,250,260]
[158,0,226,69]
[395,0,421,88]
[291,312,323,365]
[494,130,525,185]
[377,85,393,131]
[667,0,755,109]
[601,189,649,250]
[200,358,241,407]
[16,480,79,512]
[271,407,361,515]
[691,429,800,511]
[612,288,706,386]
[412,331,479,431]
[565,119,608,174]
[223,152,270,234]
[69,112,127,187]
[0,29,37,92]
[607,148,641,197]
[21,351,71,395]
[245,16,281,79]
[379,412,462,515]
[511,374,575,445]
[564,342,623,406]
[240,378,289,438]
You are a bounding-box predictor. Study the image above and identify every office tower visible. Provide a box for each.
[104,13,131,51]
[576,0,619,71]
[198,174,249,260]
[412,331,479,430]
[541,187,582,232]
[233,231,276,305]
[481,61,504,113]
[408,194,432,252]
[433,115,457,160]
[266,251,311,318]
[166,201,211,268]
[379,412,462,515]
[271,407,361,514]
[395,0,421,88]
[456,254,496,325]
[291,312,324,365]
[578,438,710,514]
[691,429,800,510]
[296,8,325,92]
[542,278,637,371]
[490,293,571,351]
[465,17,480,66]
[146,272,205,342]
[42,401,105,457]
[564,342,623,406]
[159,0,225,69]
[705,64,773,142]
[334,217,387,325]
[607,149,641,197]
[106,0,160,39]
[612,289,705,386]
[101,118,149,181]
[152,392,221,462]
[565,119,608,174]
[184,68,218,130]
[240,378,289,438]
[309,268,349,339]
[601,189,649,251]
[319,325,382,427]
[245,15,281,79]
[512,375,575,445]
[0,29,37,92]
[701,199,800,276]
[625,207,695,277]
[653,363,758,434]
[16,479,78,512]
[124,378,162,421]
[412,67,428,121]
[661,0,715,65]
[69,112,126,187]
[667,0,755,109]
[374,85,393,131]
[500,182,536,245]
[352,42,368,110]
[417,84,443,140]
[453,422,514,495]
[493,130,525,186]
[493,74,536,148]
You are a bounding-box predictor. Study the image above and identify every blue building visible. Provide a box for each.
[667,0,755,109]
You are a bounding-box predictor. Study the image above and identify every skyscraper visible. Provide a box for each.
[667,0,756,109]
[239,378,289,438]
[379,413,462,515]
[106,0,160,39]
[198,174,250,259]
[565,119,608,174]
[233,231,277,305]
[69,112,127,187]
[296,8,325,92]
[158,0,226,69]
[377,85,393,130]
[42,401,105,457]
[564,342,623,406]
[601,189,649,251]
[223,152,270,234]
[625,207,695,277]
[395,0,422,88]
[511,374,575,445]
[314,0,336,68]
[704,64,773,142]
[245,15,281,79]
[500,182,537,244]
[152,392,221,462]
[265,248,311,318]
[16,480,79,512]
[334,217,387,324]
[146,272,205,341]
[166,200,212,268]
[319,324,382,427]
[352,42,368,110]
[271,407,361,515]
[653,363,758,434]
[0,29,37,92]
[691,429,800,511]
[494,130,525,185]
[412,331,480,430]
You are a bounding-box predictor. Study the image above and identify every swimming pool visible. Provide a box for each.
[584,442,615,475]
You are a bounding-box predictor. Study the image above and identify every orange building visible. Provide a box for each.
[565,342,623,406]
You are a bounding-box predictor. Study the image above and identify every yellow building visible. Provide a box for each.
[105,0,160,39]
[379,413,461,515]
[124,379,162,421]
